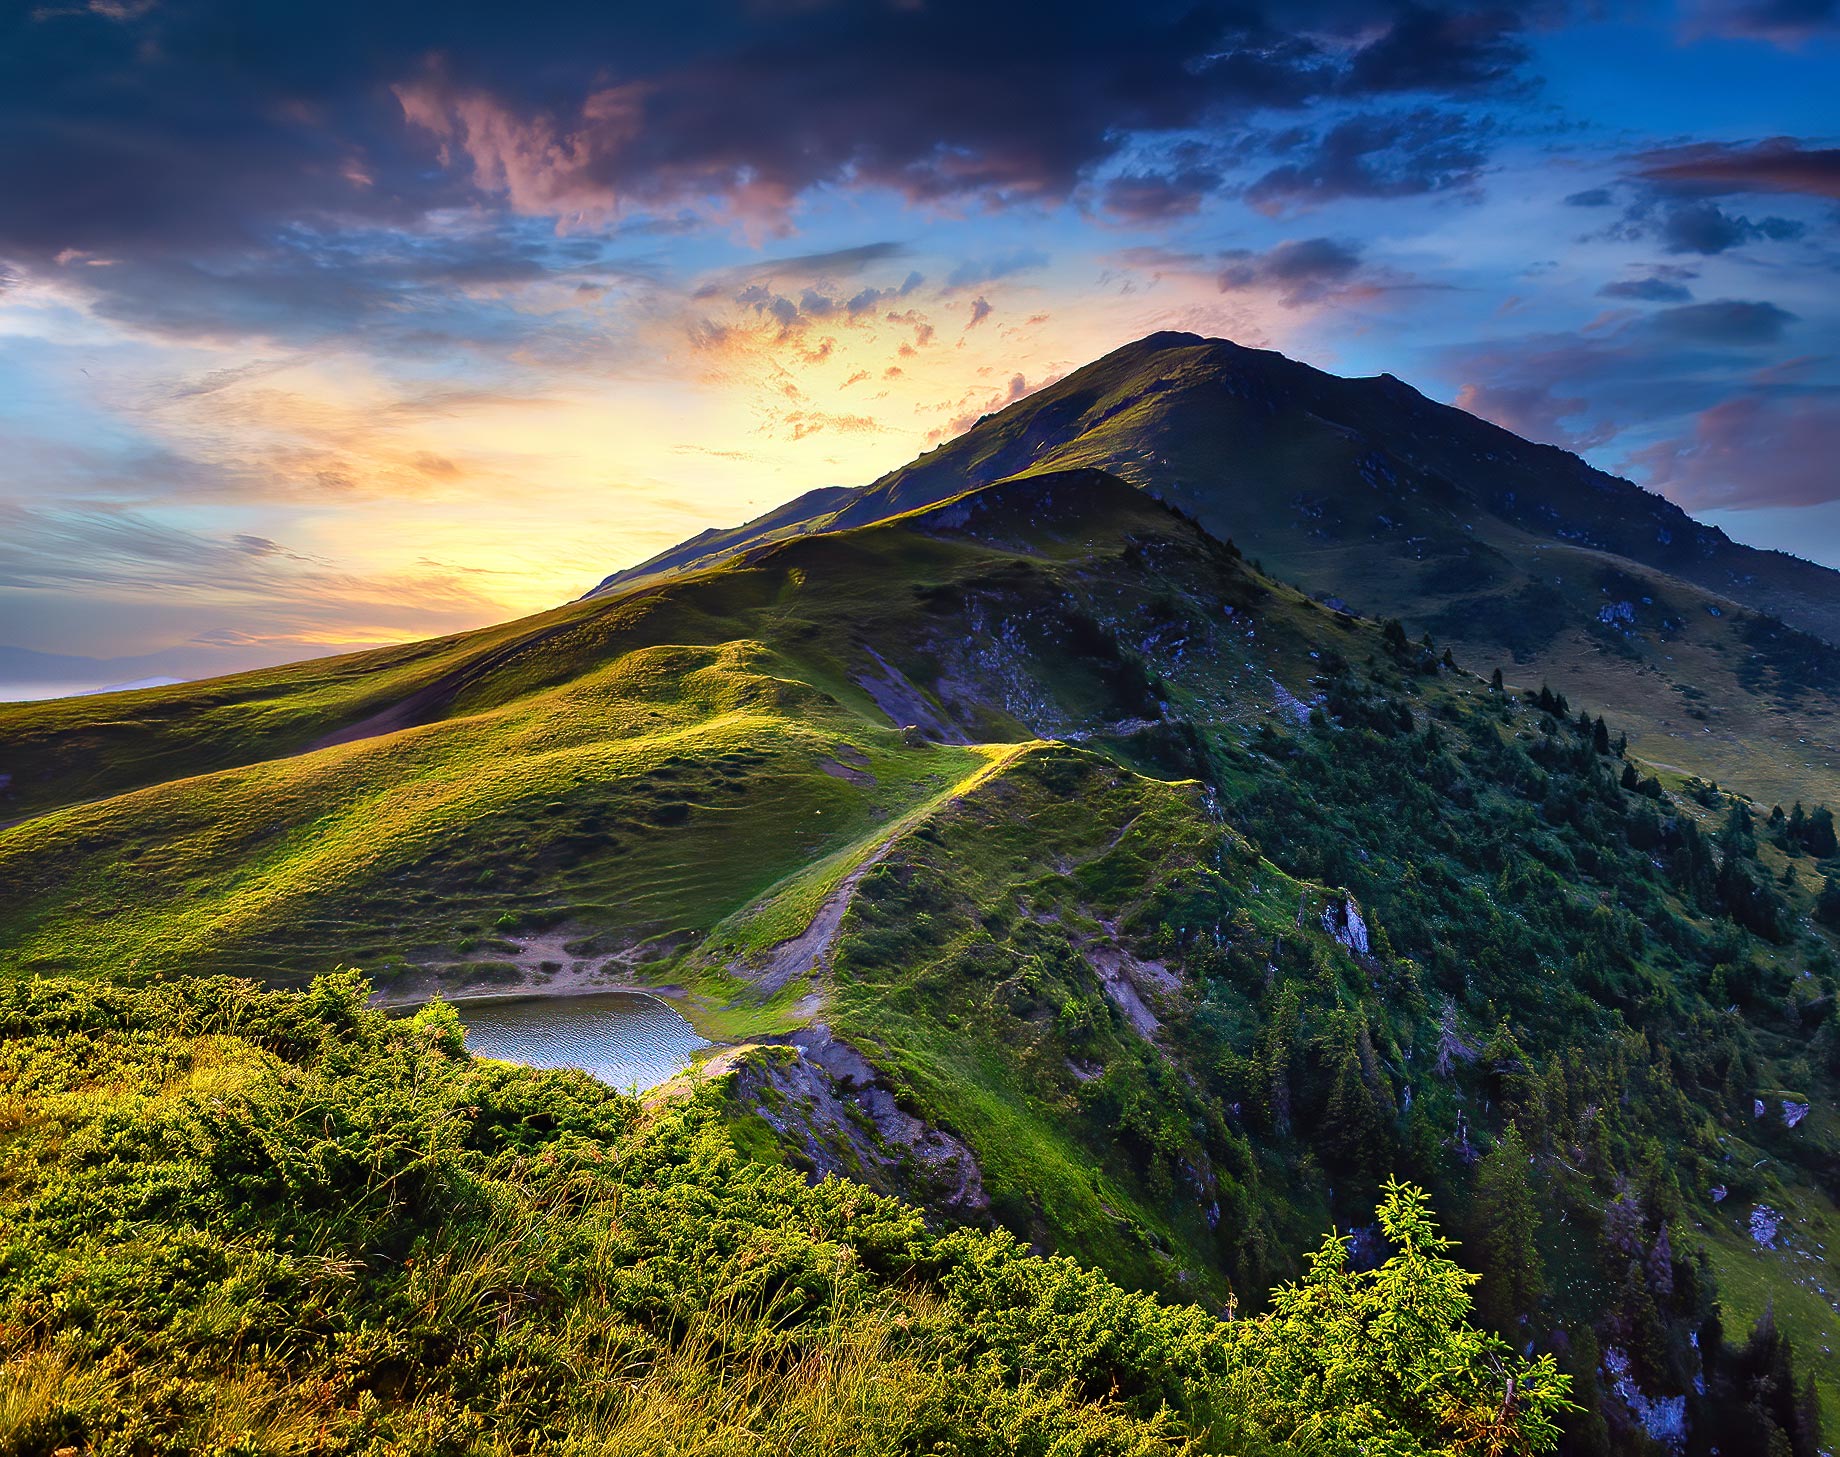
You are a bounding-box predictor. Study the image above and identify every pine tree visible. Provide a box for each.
[1321,1016,1389,1174]
[1592,716,1611,755]
[1816,876,1840,929]
[1490,667,1504,693]
[1805,806,1838,858]
[1473,1122,1543,1333]
[1558,1324,1613,1457]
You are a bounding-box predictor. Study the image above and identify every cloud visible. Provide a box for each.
[933,371,1066,441]
[1454,379,1617,452]
[1337,4,1532,94]
[1244,109,1489,212]
[1625,392,1840,509]
[942,251,1048,292]
[966,296,993,330]
[1564,187,1615,207]
[1635,138,1840,200]
[1100,168,1223,223]
[0,503,502,632]
[777,408,883,441]
[0,0,1553,356]
[1599,274,1694,303]
[1443,299,1804,456]
[1642,299,1797,346]
[1655,199,1804,254]
[5,0,1549,272]
[1217,236,1366,305]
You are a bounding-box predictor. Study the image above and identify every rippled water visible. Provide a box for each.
[457,992,708,1092]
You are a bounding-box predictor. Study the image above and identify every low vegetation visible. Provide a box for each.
[5,467,1840,1452]
[0,973,1570,1455]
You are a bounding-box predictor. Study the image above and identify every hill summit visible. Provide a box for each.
[594,331,1840,808]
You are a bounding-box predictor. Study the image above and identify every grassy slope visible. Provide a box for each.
[601,334,1840,813]
[8,464,1840,1445]
[0,471,1312,999]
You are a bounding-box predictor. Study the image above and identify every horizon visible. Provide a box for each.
[3,1,1837,688]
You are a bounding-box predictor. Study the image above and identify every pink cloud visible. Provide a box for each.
[395,73,795,234]
[1624,393,1840,510]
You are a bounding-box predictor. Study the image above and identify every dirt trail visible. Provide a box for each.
[741,742,1035,997]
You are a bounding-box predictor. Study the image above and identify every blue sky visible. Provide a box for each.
[0,0,1835,679]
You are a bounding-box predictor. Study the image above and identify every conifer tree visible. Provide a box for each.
[1806,806,1838,858]
[1474,1122,1543,1333]
[1816,876,1840,929]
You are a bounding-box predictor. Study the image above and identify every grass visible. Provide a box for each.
[7,462,1840,1452]
[0,468,1324,1000]
[1698,1195,1840,1427]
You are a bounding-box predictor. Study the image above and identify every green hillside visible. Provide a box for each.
[596,333,1840,813]
[6,465,1840,1452]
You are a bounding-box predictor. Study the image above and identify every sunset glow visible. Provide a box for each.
[3,2,1836,678]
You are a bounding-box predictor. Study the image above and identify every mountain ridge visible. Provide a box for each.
[587,330,1840,810]
[593,329,1840,647]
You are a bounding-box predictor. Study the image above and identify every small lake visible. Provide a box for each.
[457,992,709,1092]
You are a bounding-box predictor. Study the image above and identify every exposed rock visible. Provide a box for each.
[729,1025,988,1219]
[819,756,876,786]
[1783,1099,1810,1128]
[855,644,968,744]
[1320,895,1370,956]
[1604,1346,1686,1452]
[1270,677,1313,727]
[1085,921,1179,1038]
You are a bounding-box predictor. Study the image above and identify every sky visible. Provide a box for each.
[1,0,1836,683]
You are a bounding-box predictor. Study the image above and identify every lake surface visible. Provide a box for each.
[457,992,709,1091]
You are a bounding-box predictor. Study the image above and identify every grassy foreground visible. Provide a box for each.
[0,972,1569,1456]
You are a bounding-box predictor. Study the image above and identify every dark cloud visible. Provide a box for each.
[741,244,911,279]
[1,0,1548,341]
[1218,236,1366,304]
[24,219,652,348]
[1656,199,1804,254]
[1564,187,1614,207]
[1100,168,1224,222]
[1636,138,1840,201]
[1244,109,1488,212]
[1599,274,1694,303]
[842,272,924,316]
[1641,299,1797,345]
[1338,4,1531,94]
[966,297,993,330]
